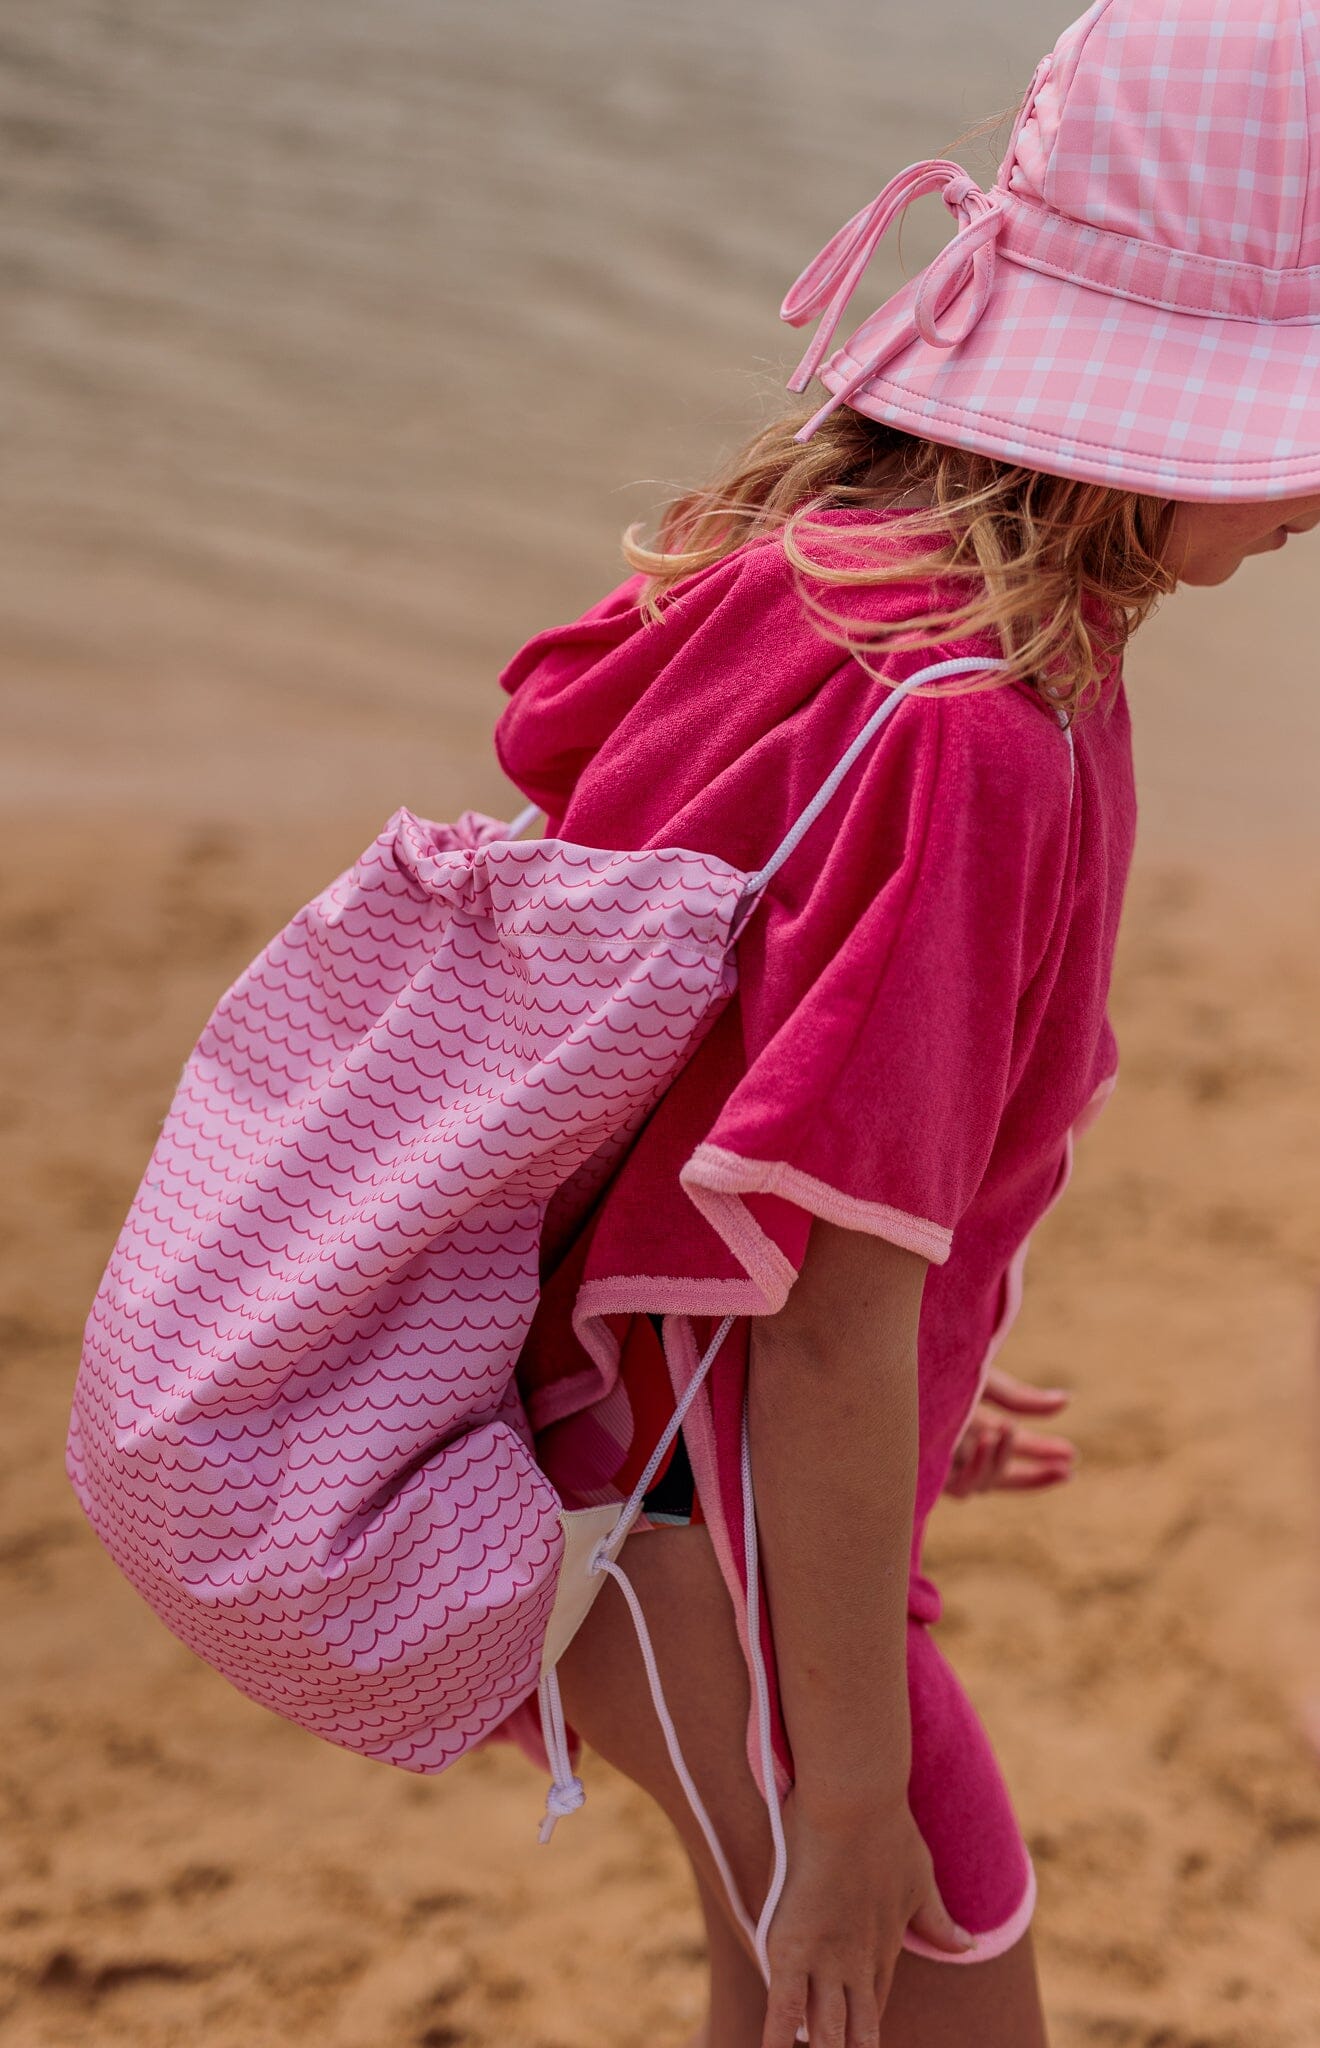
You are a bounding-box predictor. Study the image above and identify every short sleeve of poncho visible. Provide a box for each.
[497,525,1088,1313]
[685,677,1076,1276]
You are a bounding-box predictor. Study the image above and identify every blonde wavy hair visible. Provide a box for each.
[622,404,1180,720]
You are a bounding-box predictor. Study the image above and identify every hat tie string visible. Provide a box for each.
[781,158,1006,443]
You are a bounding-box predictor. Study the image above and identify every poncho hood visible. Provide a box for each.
[497,513,1000,826]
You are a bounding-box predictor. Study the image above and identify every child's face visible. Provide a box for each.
[1164,494,1320,586]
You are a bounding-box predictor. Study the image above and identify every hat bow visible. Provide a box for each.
[782,159,1006,443]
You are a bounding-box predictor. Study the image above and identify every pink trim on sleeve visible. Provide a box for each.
[681,1142,955,1273]
[901,1858,1037,1966]
[571,1274,770,1367]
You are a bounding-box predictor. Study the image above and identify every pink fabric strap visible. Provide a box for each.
[784,153,1320,444]
[998,190,1320,325]
[782,159,1004,432]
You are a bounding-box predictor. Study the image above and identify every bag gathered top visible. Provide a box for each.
[68,653,1020,1972]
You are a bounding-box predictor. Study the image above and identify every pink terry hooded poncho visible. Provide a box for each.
[493,508,1135,1959]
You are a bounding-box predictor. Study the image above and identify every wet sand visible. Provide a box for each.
[3,4,1319,2043]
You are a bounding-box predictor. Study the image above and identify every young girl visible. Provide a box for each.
[493,3,1320,2043]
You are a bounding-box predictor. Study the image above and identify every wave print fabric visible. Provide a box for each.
[68,807,744,1770]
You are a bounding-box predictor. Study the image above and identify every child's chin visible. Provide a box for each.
[1180,555,1250,587]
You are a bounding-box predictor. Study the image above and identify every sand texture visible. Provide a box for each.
[2,4,1319,2043]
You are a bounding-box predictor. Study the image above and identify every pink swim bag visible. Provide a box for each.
[67,655,1001,1877]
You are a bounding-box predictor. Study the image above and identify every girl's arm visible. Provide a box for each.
[749,1218,974,2048]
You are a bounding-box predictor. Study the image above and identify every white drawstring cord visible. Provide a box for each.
[735,655,1010,914]
[536,1667,585,1843]
[742,1396,790,1979]
[592,1550,758,1950]
[535,1318,798,2006]
[598,1313,738,1570]
[536,1315,736,1845]
[506,801,544,839]
[536,1364,803,2038]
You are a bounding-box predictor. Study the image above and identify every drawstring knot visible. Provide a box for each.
[537,1771,586,1843]
[781,157,1006,442]
[939,169,981,212]
[536,1667,586,1843]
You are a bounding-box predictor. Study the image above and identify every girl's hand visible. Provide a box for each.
[762,1788,975,2047]
[945,1368,1076,1499]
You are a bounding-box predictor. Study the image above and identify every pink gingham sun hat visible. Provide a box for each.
[783,0,1320,501]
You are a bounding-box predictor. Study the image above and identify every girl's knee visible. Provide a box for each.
[882,1933,1049,2048]
[555,1526,774,1920]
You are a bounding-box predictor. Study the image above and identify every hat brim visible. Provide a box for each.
[817,253,1320,503]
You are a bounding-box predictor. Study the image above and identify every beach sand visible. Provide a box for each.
[2,4,1319,2042]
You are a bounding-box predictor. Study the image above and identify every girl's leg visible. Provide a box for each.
[555,1522,1050,2048]
[557,1523,773,2048]
[687,1860,769,2048]
[883,1938,1049,2048]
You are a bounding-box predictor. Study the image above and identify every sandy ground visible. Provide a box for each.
[2,4,1319,2044]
